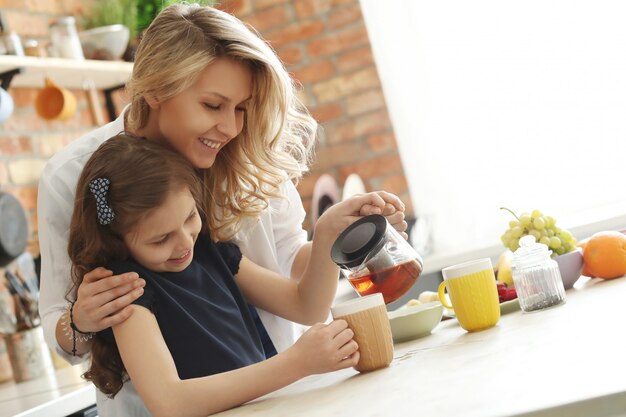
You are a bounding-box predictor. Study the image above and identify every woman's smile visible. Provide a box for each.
[199,137,223,149]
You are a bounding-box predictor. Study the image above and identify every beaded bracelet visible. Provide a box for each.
[62,302,95,356]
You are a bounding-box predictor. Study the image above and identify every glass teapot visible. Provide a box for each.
[331,214,423,304]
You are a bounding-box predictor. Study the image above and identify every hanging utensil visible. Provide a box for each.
[0,286,16,334]
[5,270,38,329]
[0,191,28,267]
[84,78,105,126]
[16,252,39,298]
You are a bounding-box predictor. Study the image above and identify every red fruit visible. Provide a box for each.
[500,288,517,302]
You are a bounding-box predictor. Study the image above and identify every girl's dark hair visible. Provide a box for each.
[67,133,203,397]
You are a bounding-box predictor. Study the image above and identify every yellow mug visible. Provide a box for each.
[35,78,77,121]
[438,258,500,332]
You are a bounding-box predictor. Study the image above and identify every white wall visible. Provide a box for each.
[360,0,626,256]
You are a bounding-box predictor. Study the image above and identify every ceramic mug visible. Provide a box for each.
[331,292,394,372]
[0,87,14,124]
[35,78,77,121]
[438,258,500,332]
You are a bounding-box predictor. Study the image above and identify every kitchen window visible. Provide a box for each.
[360,0,626,257]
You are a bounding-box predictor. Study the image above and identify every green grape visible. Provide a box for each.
[519,214,531,227]
[559,230,573,241]
[549,236,561,249]
[510,226,523,238]
[501,207,577,255]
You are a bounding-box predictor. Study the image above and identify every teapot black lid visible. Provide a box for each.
[331,214,387,269]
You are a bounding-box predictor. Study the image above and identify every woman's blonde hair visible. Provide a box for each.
[127,3,316,240]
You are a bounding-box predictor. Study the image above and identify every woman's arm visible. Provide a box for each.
[53,268,145,356]
[289,190,408,280]
[113,307,358,417]
[38,168,84,362]
[237,192,392,324]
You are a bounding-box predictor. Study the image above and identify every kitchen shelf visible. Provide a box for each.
[0,55,132,90]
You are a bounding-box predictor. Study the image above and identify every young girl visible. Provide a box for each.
[69,133,379,416]
[38,4,406,411]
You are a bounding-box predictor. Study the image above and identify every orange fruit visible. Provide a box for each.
[576,238,595,278]
[582,231,626,279]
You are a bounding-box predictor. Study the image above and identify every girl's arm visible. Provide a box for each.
[237,192,392,324]
[113,307,358,417]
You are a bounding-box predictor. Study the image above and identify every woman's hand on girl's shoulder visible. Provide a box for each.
[73,267,146,332]
[289,320,359,377]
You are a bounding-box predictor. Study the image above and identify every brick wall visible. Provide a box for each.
[0,0,411,254]
[218,0,412,230]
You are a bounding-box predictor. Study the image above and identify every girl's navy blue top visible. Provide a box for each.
[105,235,265,380]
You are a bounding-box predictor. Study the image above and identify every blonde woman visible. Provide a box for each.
[38,3,406,415]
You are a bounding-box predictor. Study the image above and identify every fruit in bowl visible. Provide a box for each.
[499,207,581,289]
[495,249,513,286]
[496,282,517,302]
[500,208,577,255]
[79,24,130,60]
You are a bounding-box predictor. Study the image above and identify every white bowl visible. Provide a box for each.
[79,24,130,60]
[555,248,584,290]
[387,301,443,343]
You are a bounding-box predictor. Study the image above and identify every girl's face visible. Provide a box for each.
[124,188,202,273]
[147,57,253,169]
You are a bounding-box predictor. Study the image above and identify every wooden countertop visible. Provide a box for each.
[215,276,626,417]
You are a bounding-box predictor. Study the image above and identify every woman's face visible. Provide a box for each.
[124,188,202,273]
[148,57,252,169]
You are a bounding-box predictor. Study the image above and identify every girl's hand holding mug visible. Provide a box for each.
[288,320,359,376]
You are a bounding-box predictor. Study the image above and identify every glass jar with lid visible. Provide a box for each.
[512,235,566,312]
[49,16,84,60]
[0,12,24,56]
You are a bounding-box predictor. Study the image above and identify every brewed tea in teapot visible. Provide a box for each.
[331,214,423,304]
